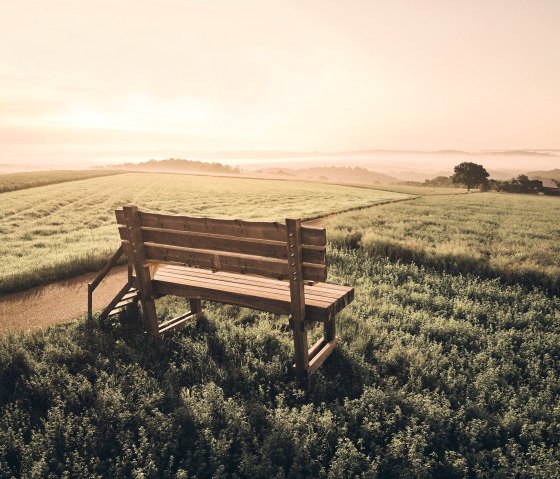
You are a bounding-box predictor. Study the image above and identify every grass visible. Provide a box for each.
[1,175,559,477]
[325,192,560,293]
[0,170,124,193]
[0,247,558,477]
[0,172,410,293]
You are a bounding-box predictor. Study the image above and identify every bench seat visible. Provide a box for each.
[147,263,354,323]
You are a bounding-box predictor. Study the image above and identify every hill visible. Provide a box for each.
[527,169,560,182]
[111,158,240,175]
[257,166,399,184]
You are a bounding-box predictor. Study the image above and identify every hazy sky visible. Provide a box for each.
[1,0,559,165]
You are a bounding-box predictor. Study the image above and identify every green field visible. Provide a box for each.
[1,175,559,477]
[0,172,410,293]
[0,169,124,193]
[326,192,560,293]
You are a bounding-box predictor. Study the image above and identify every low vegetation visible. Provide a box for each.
[1,173,558,477]
[0,170,123,193]
[0,172,409,293]
[1,246,558,477]
[326,192,560,293]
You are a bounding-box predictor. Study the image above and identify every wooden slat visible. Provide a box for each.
[156,265,352,302]
[151,279,335,322]
[153,270,337,310]
[115,209,126,225]
[140,211,287,241]
[154,269,347,310]
[301,226,326,247]
[115,208,326,247]
[158,311,200,336]
[155,263,348,295]
[143,243,327,282]
[119,226,326,264]
[98,281,132,321]
[308,338,338,375]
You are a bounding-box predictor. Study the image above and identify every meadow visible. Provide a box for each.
[326,192,560,293]
[0,174,559,477]
[0,172,410,293]
[0,170,124,193]
[0,247,558,477]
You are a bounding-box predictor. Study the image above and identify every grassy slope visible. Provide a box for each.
[0,173,409,293]
[325,192,560,293]
[0,170,124,193]
[0,247,558,477]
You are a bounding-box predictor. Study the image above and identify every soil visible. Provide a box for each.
[0,266,129,334]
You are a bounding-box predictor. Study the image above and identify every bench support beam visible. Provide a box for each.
[124,204,159,337]
[287,218,309,384]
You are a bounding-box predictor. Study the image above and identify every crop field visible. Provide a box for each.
[326,192,560,293]
[0,172,410,293]
[0,169,124,193]
[372,184,470,196]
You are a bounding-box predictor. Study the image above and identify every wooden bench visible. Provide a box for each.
[114,204,354,381]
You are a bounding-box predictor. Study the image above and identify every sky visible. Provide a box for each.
[1,0,559,166]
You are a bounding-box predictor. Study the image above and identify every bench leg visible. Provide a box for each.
[141,297,159,337]
[324,313,336,342]
[292,318,309,384]
[189,298,202,315]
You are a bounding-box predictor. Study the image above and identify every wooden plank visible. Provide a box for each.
[308,337,327,359]
[155,265,345,301]
[133,227,326,264]
[153,265,354,314]
[98,281,132,321]
[143,243,327,282]
[139,211,287,241]
[308,338,338,375]
[89,244,124,291]
[158,311,200,336]
[160,263,353,297]
[301,226,326,247]
[151,278,333,322]
[115,209,126,225]
[154,270,334,310]
[156,263,347,297]
[154,269,342,310]
[152,279,290,316]
[116,208,326,247]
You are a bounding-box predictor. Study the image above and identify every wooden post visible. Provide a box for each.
[87,283,93,322]
[286,218,309,383]
[123,204,159,336]
[189,298,202,316]
[324,312,336,342]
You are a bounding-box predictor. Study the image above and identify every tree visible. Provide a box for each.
[451,162,489,191]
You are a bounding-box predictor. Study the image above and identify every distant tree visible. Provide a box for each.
[516,174,530,187]
[451,162,489,191]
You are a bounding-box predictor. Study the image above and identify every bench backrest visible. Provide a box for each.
[115,206,327,282]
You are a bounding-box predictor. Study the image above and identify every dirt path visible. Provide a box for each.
[0,266,128,334]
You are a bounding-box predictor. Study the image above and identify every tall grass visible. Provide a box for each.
[0,247,558,477]
[0,173,410,293]
[0,170,124,193]
[326,192,560,293]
